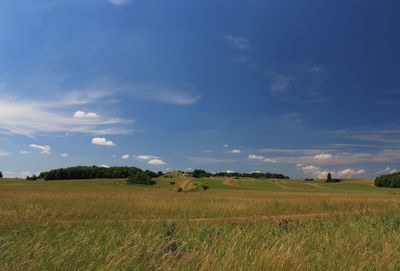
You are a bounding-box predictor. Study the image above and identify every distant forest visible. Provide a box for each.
[375,172,400,188]
[37,166,160,181]
[190,169,290,179]
[27,166,290,181]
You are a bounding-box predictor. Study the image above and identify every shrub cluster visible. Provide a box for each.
[26,175,37,181]
[127,172,156,185]
[375,172,400,187]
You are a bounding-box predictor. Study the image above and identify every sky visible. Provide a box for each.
[0,0,400,179]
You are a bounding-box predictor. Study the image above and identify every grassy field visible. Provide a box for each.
[1,175,400,270]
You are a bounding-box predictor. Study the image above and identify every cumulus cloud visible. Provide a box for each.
[148,159,166,166]
[224,35,250,50]
[336,168,366,178]
[248,154,264,160]
[60,153,69,157]
[223,144,229,148]
[298,164,365,179]
[19,150,31,154]
[73,111,99,119]
[29,144,51,154]
[135,155,159,161]
[122,154,130,160]
[263,158,277,163]
[313,154,333,160]
[228,149,241,154]
[91,137,115,146]
[100,164,110,168]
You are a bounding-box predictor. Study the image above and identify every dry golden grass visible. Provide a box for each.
[1,178,400,270]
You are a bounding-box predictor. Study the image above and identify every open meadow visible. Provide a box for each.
[1,175,400,270]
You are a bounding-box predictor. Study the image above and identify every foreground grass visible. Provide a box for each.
[1,178,400,270]
[2,216,400,270]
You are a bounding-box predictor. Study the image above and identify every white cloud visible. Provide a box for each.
[377,167,398,175]
[313,154,333,160]
[29,144,51,154]
[223,144,229,148]
[148,159,166,166]
[73,111,99,119]
[19,150,31,154]
[135,155,159,161]
[263,158,277,163]
[91,137,115,146]
[0,151,11,157]
[0,92,130,137]
[100,164,110,168]
[298,164,365,179]
[248,154,264,160]
[224,35,250,50]
[225,170,235,173]
[60,153,69,157]
[107,0,128,5]
[122,154,130,160]
[228,149,241,154]
[336,168,366,178]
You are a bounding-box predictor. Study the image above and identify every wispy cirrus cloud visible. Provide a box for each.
[255,147,400,166]
[224,35,250,50]
[0,90,131,137]
[0,151,11,157]
[29,144,51,154]
[126,83,202,105]
[107,0,128,6]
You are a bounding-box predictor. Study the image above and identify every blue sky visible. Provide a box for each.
[1,0,400,178]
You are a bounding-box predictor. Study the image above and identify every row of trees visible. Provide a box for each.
[36,166,161,181]
[190,169,290,179]
[375,172,400,187]
[0,171,2,178]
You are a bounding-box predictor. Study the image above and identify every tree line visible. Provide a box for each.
[375,172,400,188]
[190,169,290,179]
[36,166,161,181]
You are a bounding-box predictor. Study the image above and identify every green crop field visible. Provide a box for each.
[1,176,400,270]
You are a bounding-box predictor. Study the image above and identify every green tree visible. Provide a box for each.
[0,171,3,178]
[326,172,333,182]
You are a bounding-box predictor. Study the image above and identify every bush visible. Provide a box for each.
[202,184,210,191]
[26,175,37,181]
[170,181,175,185]
[375,172,400,187]
[177,188,183,192]
[192,169,212,178]
[304,178,314,181]
[127,172,155,185]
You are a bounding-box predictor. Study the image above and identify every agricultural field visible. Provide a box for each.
[1,175,400,270]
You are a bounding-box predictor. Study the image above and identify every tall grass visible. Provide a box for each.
[1,178,400,270]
